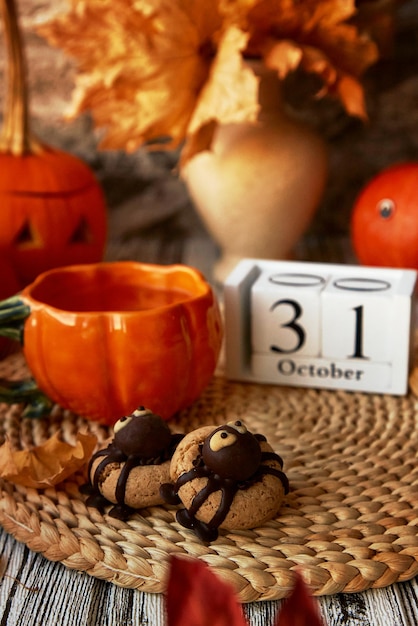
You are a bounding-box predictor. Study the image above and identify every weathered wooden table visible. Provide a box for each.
[0,211,417,625]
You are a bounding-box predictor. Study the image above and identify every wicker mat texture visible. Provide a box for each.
[0,351,418,603]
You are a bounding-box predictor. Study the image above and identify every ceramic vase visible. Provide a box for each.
[181,65,328,282]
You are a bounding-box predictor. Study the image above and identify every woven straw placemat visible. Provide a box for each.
[0,351,417,602]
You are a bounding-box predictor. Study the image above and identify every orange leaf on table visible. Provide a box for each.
[166,556,248,626]
[0,431,97,488]
[277,571,324,626]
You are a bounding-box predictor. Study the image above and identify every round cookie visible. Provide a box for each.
[89,455,171,510]
[160,421,289,542]
[84,407,183,519]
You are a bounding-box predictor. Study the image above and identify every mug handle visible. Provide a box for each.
[0,295,52,417]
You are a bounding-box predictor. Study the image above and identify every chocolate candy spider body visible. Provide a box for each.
[160,420,289,542]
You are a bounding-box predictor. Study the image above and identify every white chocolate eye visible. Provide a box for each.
[114,415,132,434]
[132,407,153,417]
[209,430,237,452]
[227,420,247,434]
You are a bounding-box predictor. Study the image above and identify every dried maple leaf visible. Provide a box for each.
[180,25,259,163]
[39,0,379,159]
[166,556,325,626]
[245,0,379,119]
[354,0,401,58]
[39,0,225,152]
[0,431,97,488]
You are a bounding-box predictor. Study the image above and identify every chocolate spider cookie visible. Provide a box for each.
[160,420,289,542]
[84,406,183,519]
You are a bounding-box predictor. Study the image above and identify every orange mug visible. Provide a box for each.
[0,261,223,425]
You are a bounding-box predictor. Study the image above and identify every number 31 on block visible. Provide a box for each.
[224,259,417,395]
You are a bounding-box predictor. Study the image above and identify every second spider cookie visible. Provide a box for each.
[160,420,289,542]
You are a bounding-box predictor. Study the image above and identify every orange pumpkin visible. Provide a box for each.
[0,262,223,424]
[0,0,107,287]
[351,162,418,268]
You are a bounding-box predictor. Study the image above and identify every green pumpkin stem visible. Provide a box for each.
[0,293,51,417]
[0,294,30,342]
[0,0,43,155]
[0,377,53,417]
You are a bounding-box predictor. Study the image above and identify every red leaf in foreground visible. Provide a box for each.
[166,556,248,626]
[276,572,324,626]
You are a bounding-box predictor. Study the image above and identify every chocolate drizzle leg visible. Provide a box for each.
[258,451,289,494]
[84,444,126,512]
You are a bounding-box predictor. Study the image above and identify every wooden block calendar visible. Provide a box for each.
[224,259,417,395]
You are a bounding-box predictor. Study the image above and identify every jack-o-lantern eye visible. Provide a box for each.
[114,415,132,433]
[14,220,39,248]
[209,429,237,452]
[227,420,247,434]
[69,216,94,244]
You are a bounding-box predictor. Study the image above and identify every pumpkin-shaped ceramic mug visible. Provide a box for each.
[0,261,223,425]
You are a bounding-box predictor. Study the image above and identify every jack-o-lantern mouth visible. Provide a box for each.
[7,183,96,198]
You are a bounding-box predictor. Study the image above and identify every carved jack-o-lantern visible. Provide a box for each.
[0,149,108,286]
[0,0,107,287]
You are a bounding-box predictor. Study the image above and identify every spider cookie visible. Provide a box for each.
[160,420,289,542]
[84,407,183,519]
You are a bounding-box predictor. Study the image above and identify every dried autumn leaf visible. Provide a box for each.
[247,0,379,119]
[39,0,379,157]
[354,0,400,57]
[277,571,324,626]
[39,0,223,152]
[188,26,259,133]
[181,25,259,163]
[166,556,248,626]
[0,431,97,488]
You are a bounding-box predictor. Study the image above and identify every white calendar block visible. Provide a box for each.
[321,277,395,363]
[251,268,329,357]
[224,259,417,395]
